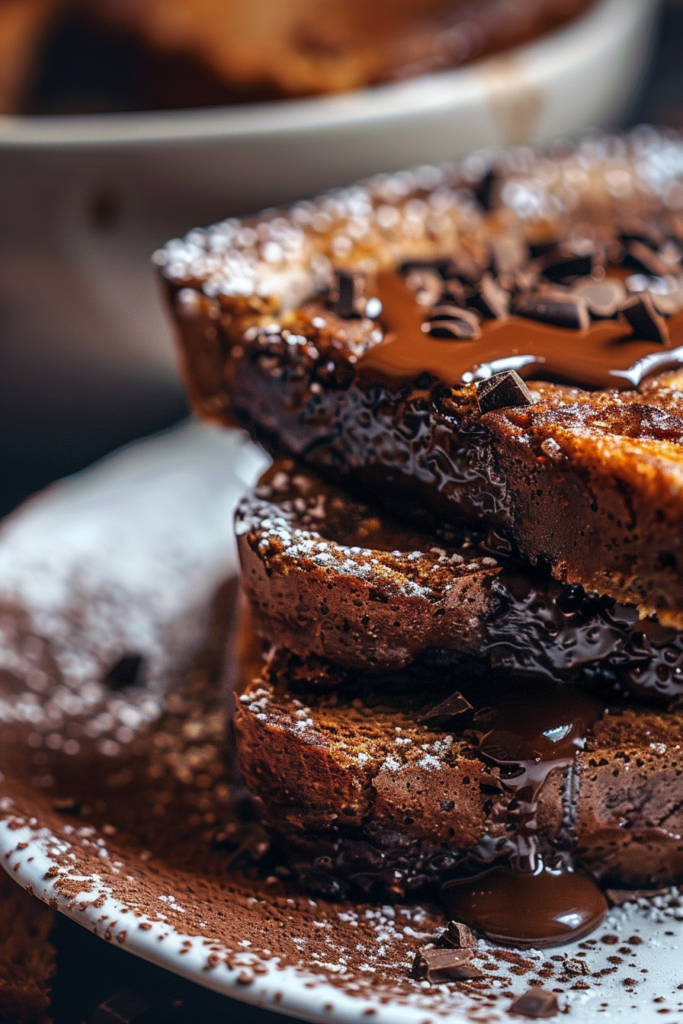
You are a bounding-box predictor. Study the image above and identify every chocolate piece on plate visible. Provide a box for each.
[411,948,484,983]
[440,920,478,949]
[605,886,669,907]
[509,988,559,1018]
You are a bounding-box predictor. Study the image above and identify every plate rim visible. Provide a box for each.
[0,814,479,1024]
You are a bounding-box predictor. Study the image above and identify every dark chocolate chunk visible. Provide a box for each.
[440,920,478,949]
[470,273,510,319]
[411,947,483,983]
[605,886,669,907]
[474,168,497,212]
[423,305,481,340]
[419,691,473,728]
[92,989,153,1024]
[621,294,670,346]
[540,243,594,282]
[509,988,559,1018]
[476,370,533,414]
[572,279,626,319]
[515,293,590,330]
[105,654,144,688]
[328,270,366,319]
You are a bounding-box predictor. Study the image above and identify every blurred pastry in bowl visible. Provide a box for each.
[0,0,61,113]
[8,0,596,114]
[91,0,596,101]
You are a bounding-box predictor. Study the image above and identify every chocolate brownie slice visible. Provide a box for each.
[233,643,683,896]
[236,459,683,701]
[158,130,683,626]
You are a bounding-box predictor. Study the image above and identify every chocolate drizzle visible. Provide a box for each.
[359,271,683,390]
[443,684,607,947]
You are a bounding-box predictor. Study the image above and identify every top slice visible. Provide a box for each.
[157,128,683,626]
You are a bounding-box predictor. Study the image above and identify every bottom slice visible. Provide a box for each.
[234,637,683,900]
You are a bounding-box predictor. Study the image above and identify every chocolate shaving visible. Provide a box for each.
[624,240,675,278]
[621,294,670,346]
[470,273,510,319]
[419,691,473,728]
[476,370,534,414]
[509,988,559,1018]
[92,989,153,1024]
[423,305,481,340]
[515,293,590,331]
[328,270,367,319]
[411,947,483,983]
[617,217,668,250]
[605,886,669,907]
[540,244,594,282]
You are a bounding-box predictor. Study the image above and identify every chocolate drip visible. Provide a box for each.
[359,271,683,390]
[443,684,607,946]
[443,867,607,948]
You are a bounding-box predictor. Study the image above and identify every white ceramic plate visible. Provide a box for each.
[2,717,683,1024]
[0,422,681,1024]
[0,0,658,437]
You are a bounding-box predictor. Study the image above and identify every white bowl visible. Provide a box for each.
[0,0,658,434]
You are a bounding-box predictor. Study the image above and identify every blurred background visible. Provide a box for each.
[0,0,681,1019]
[0,0,674,516]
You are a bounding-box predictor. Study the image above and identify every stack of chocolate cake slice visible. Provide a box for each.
[158,128,683,948]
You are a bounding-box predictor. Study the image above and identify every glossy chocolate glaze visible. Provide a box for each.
[440,685,607,946]
[363,271,683,390]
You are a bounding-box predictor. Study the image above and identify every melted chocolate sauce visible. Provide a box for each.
[443,866,607,947]
[442,684,607,946]
[360,272,683,390]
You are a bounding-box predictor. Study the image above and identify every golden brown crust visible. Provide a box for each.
[160,134,683,624]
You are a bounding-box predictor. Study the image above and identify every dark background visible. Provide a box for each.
[6,2,683,1019]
